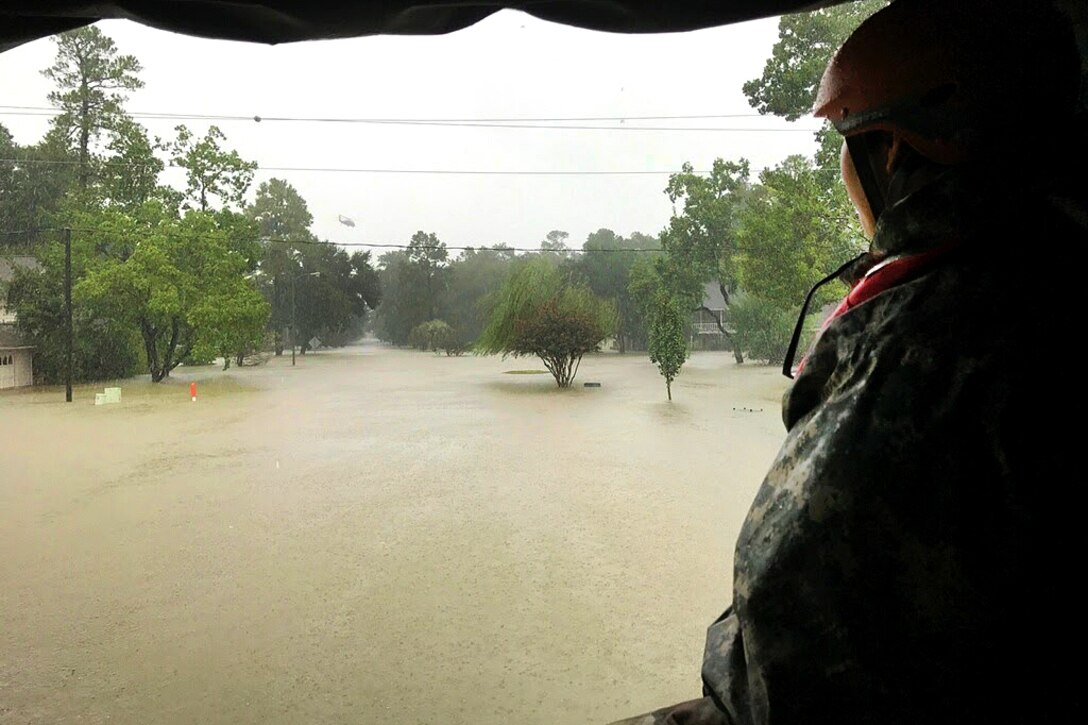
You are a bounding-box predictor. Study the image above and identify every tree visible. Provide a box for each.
[247,178,313,239]
[246,178,316,353]
[541,229,570,256]
[441,247,516,348]
[375,232,448,345]
[374,251,423,346]
[647,292,689,401]
[42,26,144,190]
[743,1,887,121]
[408,319,456,354]
[6,227,142,383]
[736,155,862,311]
[576,228,659,353]
[629,246,702,322]
[188,275,270,369]
[661,159,752,361]
[171,125,257,211]
[98,117,165,210]
[290,244,380,353]
[724,292,797,366]
[75,207,269,381]
[743,1,887,176]
[476,257,614,388]
[0,125,76,243]
[406,230,449,320]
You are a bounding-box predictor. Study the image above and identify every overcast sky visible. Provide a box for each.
[0,10,821,251]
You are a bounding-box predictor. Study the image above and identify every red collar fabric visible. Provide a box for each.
[794,240,962,376]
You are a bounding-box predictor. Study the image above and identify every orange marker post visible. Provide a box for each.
[190,382,197,402]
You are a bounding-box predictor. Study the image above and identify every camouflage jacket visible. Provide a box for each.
[698,169,1087,724]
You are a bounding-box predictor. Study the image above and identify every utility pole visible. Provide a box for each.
[290,268,318,367]
[290,271,296,366]
[64,227,73,403]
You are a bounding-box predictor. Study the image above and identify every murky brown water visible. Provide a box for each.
[1,342,789,724]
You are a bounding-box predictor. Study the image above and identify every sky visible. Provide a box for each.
[0,10,822,251]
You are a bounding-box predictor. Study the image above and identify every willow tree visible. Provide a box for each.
[476,257,614,388]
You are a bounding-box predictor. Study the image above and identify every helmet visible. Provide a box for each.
[813,0,1080,167]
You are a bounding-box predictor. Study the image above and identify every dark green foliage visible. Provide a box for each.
[292,245,380,353]
[647,292,689,401]
[374,232,448,346]
[74,206,270,382]
[736,155,863,311]
[170,125,257,212]
[43,26,144,190]
[408,319,455,354]
[440,247,515,349]
[1,126,76,244]
[477,258,613,388]
[574,228,660,352]
[724,293,797,366]
[244,179,378,353]
[98,118,165,211]
[662,159,752,304]
[511,292,611,388]
[742,1,888,121]
[6,241,142,383]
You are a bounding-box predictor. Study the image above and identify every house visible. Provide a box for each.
[693,281,727,336]
[0,325,33,389]
[0,256,38,389]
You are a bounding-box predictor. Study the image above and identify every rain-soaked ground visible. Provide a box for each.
[1,341,790,724]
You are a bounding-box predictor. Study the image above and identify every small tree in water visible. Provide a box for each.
[648,292,689,400]
[477,258,613,388]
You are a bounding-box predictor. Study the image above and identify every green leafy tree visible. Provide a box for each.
[441,247,516,348]
[247,178,314,240]
[628,254,701,329]
[171,125,256,211]
[374,251,424,346]
[290,244,380,353]
[188,276,270,369]
[576,228,659,353]
[375,232,448,344]
[245,177,316,353]
[477,257,614,388]
[42,26,144,190]
[724,292,797,365]
[406,230,449,320]
[540,229,571,256]
[75,207,269,381]
[98,117,166,210]
[408,319,456,354]
[6,228,141,382]
[743,1,887,175]
[1,126,76,243]
[736,155,862,310]
[743,1,887,121]
[661,158,752,361]
[647,292,689,401]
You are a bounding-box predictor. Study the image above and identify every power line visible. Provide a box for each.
[273,239,663,254]
[1,157,842,176]
[0,104,798,124]
[0,157,703,175]
[0,227,666,254]
[0,106,819,132]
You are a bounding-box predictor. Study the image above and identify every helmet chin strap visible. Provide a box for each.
[845,133,888,223]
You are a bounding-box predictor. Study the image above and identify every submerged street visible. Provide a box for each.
[1,343,788,724]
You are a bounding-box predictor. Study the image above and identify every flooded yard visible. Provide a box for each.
[1,342,789,724]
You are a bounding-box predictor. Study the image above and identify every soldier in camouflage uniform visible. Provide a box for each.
[612,1,1086,723]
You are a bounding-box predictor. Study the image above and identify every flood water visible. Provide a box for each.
[1,342,790,724]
